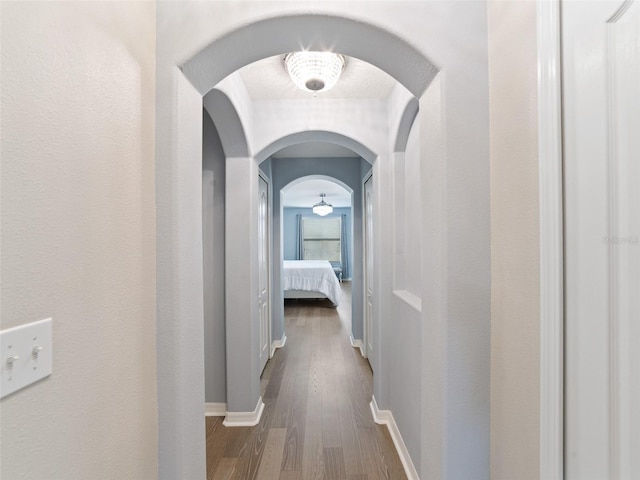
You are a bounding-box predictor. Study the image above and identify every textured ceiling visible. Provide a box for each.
[283,179,352,208]
[239,54,397,99]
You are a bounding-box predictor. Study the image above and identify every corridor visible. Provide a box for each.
[206,285,406,479]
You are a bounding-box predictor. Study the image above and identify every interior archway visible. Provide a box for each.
[281,174,354,196]
[203,88,249,158]
[261,136,375,360]
[256,131,376,165]
[278,173,357,335]
[175,15,436,474]
[181,13,438,98]
[157,7,491,479]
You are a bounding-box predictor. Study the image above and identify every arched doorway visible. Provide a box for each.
[157,9,490,480]
[278,173,358,346]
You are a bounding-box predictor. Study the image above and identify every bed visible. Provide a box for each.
[283,260,342,306]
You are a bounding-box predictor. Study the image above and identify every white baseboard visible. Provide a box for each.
[370,396,419,480]
[349,335,366,358]
[223,396,265,427]
[270,333,287,358]
[205,402,227,417]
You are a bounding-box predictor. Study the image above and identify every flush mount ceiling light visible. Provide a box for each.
[312,194,333,216]
[284,51,345,93]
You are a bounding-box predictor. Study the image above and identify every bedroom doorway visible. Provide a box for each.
[275,165,365,357]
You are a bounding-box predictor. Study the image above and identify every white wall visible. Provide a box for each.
[388,110,423,468]
[0,2,158,478]
[488,2,541,479]
[252,98,388,157]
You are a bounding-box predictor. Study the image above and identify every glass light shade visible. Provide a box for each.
[312,203,333,216]
[312,194,333,216]
[284,51,345,93]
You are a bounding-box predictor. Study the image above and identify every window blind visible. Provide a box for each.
[302,217,341,261]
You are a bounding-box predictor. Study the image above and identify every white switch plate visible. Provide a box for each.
[0,318,52,399]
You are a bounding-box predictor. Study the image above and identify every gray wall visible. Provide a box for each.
[269,157,366,342]
[202,111,227,403]
[282,207,353,279]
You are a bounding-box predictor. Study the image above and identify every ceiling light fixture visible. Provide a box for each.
[312,194,333,216]
[284,51,345,93]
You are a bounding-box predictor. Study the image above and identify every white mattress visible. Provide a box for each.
[283,260,342,306]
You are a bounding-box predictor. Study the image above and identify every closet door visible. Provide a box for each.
[563,1,640,478]
[258,174,270,374]
[364,175,374,365]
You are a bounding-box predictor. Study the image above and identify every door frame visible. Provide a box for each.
[537,0,564,478]
[362,171,373,360]
[258,170,272,365]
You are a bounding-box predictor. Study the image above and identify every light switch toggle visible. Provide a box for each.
[6,355,19,369]
[32,346,43,359]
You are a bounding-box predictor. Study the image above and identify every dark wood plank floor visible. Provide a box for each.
[206,284,407,480]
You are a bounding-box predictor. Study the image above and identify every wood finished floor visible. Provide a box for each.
[206,284,407,480]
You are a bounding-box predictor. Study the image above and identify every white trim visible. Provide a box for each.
[205,402,227,417]
[369,396,419,480]
[270,333,287,358]
[349,335,366,358]
[537,1,564,479]
[223,396,265,427]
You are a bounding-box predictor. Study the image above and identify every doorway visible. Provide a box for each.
[276,167,363,353]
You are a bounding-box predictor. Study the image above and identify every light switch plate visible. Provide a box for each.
[0,318,52,399]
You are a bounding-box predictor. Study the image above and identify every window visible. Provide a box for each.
[302,217,341,262]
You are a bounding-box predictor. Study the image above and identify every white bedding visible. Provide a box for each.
[283,260,342,306]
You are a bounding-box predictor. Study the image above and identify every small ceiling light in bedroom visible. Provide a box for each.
[284,51,345,93]
[312,194,333,216]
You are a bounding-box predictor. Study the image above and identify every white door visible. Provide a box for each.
[364,175,374,365]
[258,175,270,374]
[563,1,640,478]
